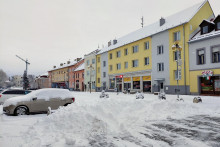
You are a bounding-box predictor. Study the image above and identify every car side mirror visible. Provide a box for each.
[32,97,37,101]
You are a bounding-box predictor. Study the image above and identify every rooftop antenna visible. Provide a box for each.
[141,16,144,28]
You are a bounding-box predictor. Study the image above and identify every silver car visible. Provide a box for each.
[3,88,75,116]
[0,89,31,105]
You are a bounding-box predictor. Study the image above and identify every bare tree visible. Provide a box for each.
[0,69,8,88]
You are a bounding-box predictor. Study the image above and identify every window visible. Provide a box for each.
[217,22,220,30]
[133,45,139,53]
[174,51,181,60]
[175,70,181,80]
[103,61,106,67]
[109,65,113,71]
[92,59,95,64]
[157,63,164,71]
[157,45,164,54]
[145,41,149,50]
[87,71,89,76]
[86,60,90,66]
[132,60,138,67]
[174,31,181,41]
[109,53,112,59]
[98,78,100,83]
[72,82,74,86]
[98,57,100,63]
[212,47,220,63]
[116,51,121,58]
[203,26,208,34]
[124,62,128,69]
[98,67,100,73]
[197,49,205,65]
[124,49,128,55]
[144,57,149,65]
[103,72,106,78]
[116,63,121,70]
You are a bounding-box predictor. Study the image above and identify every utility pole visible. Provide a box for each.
[16,55,30,90]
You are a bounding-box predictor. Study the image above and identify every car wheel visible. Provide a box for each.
[14,106,28,116]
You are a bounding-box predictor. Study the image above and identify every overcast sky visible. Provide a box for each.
[0,0,219,77]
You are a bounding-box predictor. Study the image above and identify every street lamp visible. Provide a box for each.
[172,42,183,101]
[88,64,94,93]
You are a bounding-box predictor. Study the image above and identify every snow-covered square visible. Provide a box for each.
[0,92,220,147]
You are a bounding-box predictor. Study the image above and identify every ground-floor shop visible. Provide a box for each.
[108,70,152,92]
[51,81,69,89]
[190,69,220,95]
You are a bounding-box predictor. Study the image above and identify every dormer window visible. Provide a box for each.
[203,26,208,34]
[217,22,220,30]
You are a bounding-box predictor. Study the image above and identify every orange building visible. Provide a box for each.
[72,63,85,91]
[68,59,84,90]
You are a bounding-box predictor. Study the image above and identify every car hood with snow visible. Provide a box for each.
[3,88,74,107]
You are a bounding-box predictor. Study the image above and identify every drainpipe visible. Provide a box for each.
[183,24,187,94]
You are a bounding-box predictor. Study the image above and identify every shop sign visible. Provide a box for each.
[123,77,131,82]
[143,76,151,81]
[116,75,123,78]
[133,77,140,81]
[202,70,213,77]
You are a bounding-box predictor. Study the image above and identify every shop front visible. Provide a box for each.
[143,76,151,92]
[200,70,220,95]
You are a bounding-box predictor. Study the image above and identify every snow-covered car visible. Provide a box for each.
[0,89,31,105]
[3,88,75,116]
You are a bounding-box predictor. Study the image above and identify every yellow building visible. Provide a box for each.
[49,63,69,88]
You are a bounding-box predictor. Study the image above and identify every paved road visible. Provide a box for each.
[89,115,220,147]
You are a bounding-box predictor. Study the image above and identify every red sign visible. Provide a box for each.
[116,75,123,78]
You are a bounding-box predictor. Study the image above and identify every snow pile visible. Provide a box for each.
[3,88,74,107]
[21,93,220,146]
[0,105,3,115]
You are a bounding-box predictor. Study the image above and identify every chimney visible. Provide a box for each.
[53,66,56,68]
[108,40,111,47]
[60,63,63,66]
[113,39,117,45]
[160,17,165,26]
[77,58,82,62]
[67,61,70,64]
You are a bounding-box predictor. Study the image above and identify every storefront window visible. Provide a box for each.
[133,81,140,89]
[109,79,115,89]
[215,77,220,92]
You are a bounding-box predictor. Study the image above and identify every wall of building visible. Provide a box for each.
[108,37,152,74]
[151,30,170,93]
[101,52,109,91]
[84,54,97,92]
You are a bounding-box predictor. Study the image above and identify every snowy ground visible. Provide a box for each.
[0,92,220,147]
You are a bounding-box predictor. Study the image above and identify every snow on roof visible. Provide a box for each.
[49,60,77,71]
[189,30,220,43]
[41,72,48,76]
[97,0,207,55]
[74,63,85,71]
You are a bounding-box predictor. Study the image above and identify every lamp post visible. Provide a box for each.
[88,64,94,93]
[172,42,183,101]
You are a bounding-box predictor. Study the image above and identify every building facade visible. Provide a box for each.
[84,49,100,92]
[189,15,220,95]
[72,63,85,91]
[35,73,49,89]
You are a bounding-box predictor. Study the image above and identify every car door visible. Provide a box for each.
[29,95,48,113]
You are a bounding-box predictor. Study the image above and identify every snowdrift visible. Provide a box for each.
[22,93,220,146]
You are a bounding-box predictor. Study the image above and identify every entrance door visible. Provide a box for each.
[200,77,214,94]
